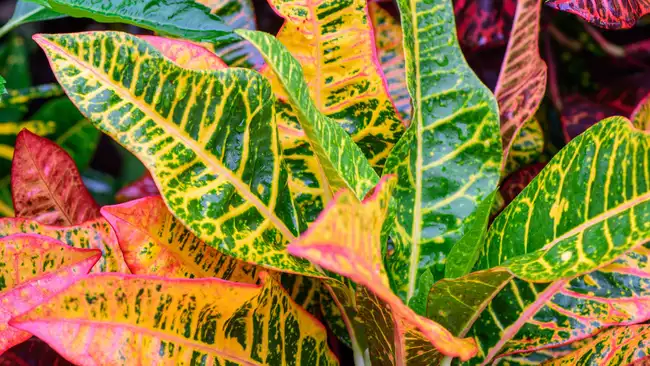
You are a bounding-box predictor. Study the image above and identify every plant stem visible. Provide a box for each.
[440,356,452,366]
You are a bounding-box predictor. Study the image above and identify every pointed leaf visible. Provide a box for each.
[632,93,650,131]
[0,234,100,354]
[383,0,502,302]
[35,31,321,276]
[0,217,129,273]
[546,0,650,28]
[369,2,411,122]
[548,325,650,365]
[238,30,379,200]
[115,172,159,203]
[288,176,478,361]
[10,273,338,365]
[139,35,228,71]
[265,0,405,169]
[11,130,100,226]
[0,1,64,38]
[480,117,650,282]
[101,196,261,283]
[495,0,547,167]
[505,117,544,176]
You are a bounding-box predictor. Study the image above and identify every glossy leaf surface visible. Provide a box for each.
[239,30,379,200]
[288,177,478,361]
[480,117,650,281]
[11,130,100,226]
[139,35,227,70]
[495,0,547,167]
[0,234,99,354]
[102,196,260,283]
[546,0,650,28]
[384,0,502,302]
[11,273,338,365]
[0,217,129,273]
[266,0,405,169]
[35,31,319,276]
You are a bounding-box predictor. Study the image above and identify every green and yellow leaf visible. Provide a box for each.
[101,195,261,284]
[505,117,545,176]
[239,30,379,201]
[11,130,100,225]
[0,234,100,354]
[479,117,650,282]
[0,83,64,109]
[288,176,478,361]
[10,272,338,365]
[35,31,320,277]
[632,93,650,131]
[383,0,502,306]
[0,217,129,273]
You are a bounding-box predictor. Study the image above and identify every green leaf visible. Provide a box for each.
[26,0,236,44]
[0,35,31,122]
[0,1,65,39]
[479,117,650,282]
[238,30,380,200]
[505,117,545,176]
[383,0,503,306]
[0,83,64,109]
[35,31,321,277]
[0,76,5,101]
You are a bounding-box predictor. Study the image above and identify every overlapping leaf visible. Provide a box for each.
[11,130,100,225]
[383,0,502,304]
[546,0,650,28]
[140,35,228,70]
[101,196,261,283]
[480,117,650,282]
[495,0,547,167]
[263,0,406,169]
[369,2,411,122]
[0,234,99,354]
[115,172,159,203]
[500,162,546,204]
[288,176,478,361]
[0,217,129,273]
[505,117,544,176]
[10,273,338,365]
[36,31,320,276]
[632,93,650,131]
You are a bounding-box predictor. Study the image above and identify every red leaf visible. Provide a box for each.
[114,172,159,203]
[499,162,546,204]
[560,94,619,143]
[11,130,99,226]
[454,0,516,49]
[546,0,650,29]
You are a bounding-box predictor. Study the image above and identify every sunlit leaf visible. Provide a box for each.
[288,176,478,361]
[11,273,338,365]
[479,117,650,282]
[383,0,502,305]
[35,31,320,277]
[139,35,228,71]
[0,234,99,354]
[11,130,100,226]
[546,0,650,28]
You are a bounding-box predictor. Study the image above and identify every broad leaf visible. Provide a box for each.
[288,176,478,361]
[0,217,129,273]
[26,0,236,44]
[505,117,544,176]
[0,234,99,354]
[383,0,502,303]
[546,0,650,28]
[238,30,380,200]
[263,0,406,169]
[548,325,650,365]
[495,0,547,167]
[10,273,338,365]
[35,31,320,277]
[115,172,159,203]
[0,1,64,39]
[101,196,261,284]
[480,117,650,282]
[140,35,228,70]
[11,130,100,225]
[369,2,411,122]
[632,93,650,131]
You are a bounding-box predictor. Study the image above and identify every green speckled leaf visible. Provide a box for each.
[383,0,502,308]
[505,117,545,176]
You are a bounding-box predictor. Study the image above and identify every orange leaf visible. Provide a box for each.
[139,35,228,71]
[115,172,159,203]
[101,196,260,283]
[288,176,477,361]
[11,130,99,225]
[0,234,100,354]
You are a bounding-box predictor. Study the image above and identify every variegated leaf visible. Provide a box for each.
[0,217,129,273]
[495,0,547,168]
[238,30,379,201]
[632,93,650,131]
[140,35,228,70]
[35,31,320,277]
[115,172,159,203]
[101,196,260,283]
[288,176,478,361]
[480,117,650,282]
[10,273,338,365]
[546,0,650,28]
[0,84,64,109]
[560,94,619,143]
[383,0,502,304]
[505,117,545,176]
[369,2,411,122]
[0,234,100,354]
[11,130,100,226]
[264,0,405,169]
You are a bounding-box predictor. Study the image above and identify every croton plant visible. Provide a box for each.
[0,0,649,364]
